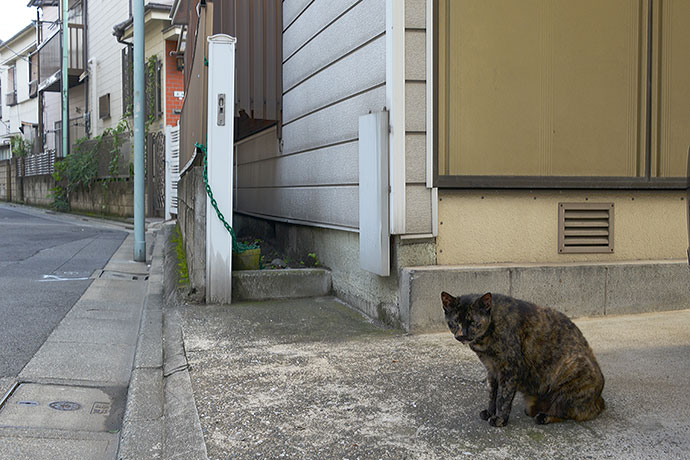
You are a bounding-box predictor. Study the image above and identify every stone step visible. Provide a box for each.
[232,268,332,301]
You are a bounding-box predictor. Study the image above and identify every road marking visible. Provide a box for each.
[39,274,91,282]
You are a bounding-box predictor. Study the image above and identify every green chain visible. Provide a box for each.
[196,142,259,254]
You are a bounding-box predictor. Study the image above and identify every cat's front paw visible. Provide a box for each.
[479,410,492,421]
[535,413,548,425]
[489,415,508,427]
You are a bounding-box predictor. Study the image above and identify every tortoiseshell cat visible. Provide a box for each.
[441,292,605,427]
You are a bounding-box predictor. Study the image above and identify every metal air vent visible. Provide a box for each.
[558,203,614,254]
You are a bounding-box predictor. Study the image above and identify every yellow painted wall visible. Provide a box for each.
[437,190,686,264]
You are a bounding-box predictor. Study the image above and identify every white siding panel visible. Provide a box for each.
[237,141,358,188]
[236,126,281,165]
[405,30,426,81]
[405,0,426,28]
[405,184,432,233]
[284,0,313,29]
[405,81,425,132]
[282,85,386,155]
[403,0,433,236]
[237,186,359,229]
[283,0,358,59]
[283,35,385,124]
[405,133,426,183]
[283,0,385,91]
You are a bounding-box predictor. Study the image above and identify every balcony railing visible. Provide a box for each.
[34,24,85,92]
[5,91,18,107]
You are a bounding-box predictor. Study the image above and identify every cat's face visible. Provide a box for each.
[441,292,493,343]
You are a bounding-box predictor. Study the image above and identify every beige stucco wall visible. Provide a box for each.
[437,190,687,264]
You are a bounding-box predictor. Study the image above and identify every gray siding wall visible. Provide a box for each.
[235,0,387,230]
[404,0,433,234]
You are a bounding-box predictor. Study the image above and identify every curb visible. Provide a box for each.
[117,223,207,459]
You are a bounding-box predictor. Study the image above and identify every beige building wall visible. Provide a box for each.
[437,190,686,264]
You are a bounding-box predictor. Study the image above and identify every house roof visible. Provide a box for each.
[113,3,173,41]
[26,0,59,6]
[0,23,34,48]
[0,23,36,64]
[170,0,189,26]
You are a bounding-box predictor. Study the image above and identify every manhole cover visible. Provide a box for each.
[49,401,81,411]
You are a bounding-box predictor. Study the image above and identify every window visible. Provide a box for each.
[122,50,162,121]
[5,66,17,107]
[435,0,690,187]
[99,93,110,119]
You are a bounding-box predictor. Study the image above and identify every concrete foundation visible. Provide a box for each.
[402,260,690,332]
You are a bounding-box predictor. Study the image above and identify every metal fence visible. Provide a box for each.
[74,133,132,179]
[17,151,56,177]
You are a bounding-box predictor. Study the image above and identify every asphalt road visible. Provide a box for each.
[0,203,126,379]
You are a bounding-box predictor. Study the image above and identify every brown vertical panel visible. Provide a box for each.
[655,0,690,177]
[275,0,282,139]
[252,0,265,120]
[236,1,252,118]
[440,0,645,178]
[263,0,278,121]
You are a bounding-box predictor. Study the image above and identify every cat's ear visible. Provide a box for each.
[479,293,493,312]
[441,291,456,312]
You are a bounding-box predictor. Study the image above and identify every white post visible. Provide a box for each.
[205,34,236,304]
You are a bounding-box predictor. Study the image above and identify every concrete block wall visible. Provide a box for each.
[70,180,134,217]
[177,167,206,299]
[401,261,690,332]
[0,160,10,201]
[21,175,54,207]
[10,159,22,203]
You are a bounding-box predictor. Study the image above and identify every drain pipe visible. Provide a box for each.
[61,0,69,157]
[133,0,146,262]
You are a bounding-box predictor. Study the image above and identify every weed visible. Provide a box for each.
[172,224,190,286]
[307,252,320,267]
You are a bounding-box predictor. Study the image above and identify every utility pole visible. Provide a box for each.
[132,0,146,262]
[61,0,69,158]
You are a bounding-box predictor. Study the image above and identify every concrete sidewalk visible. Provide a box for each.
[176,295,690,459]
[0,228,150,459]
[13,216,686,459]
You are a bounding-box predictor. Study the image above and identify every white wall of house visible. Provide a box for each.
[87,0,130,135]
[0,25,38,145]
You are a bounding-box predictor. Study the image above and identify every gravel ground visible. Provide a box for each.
[178,298,690,460]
